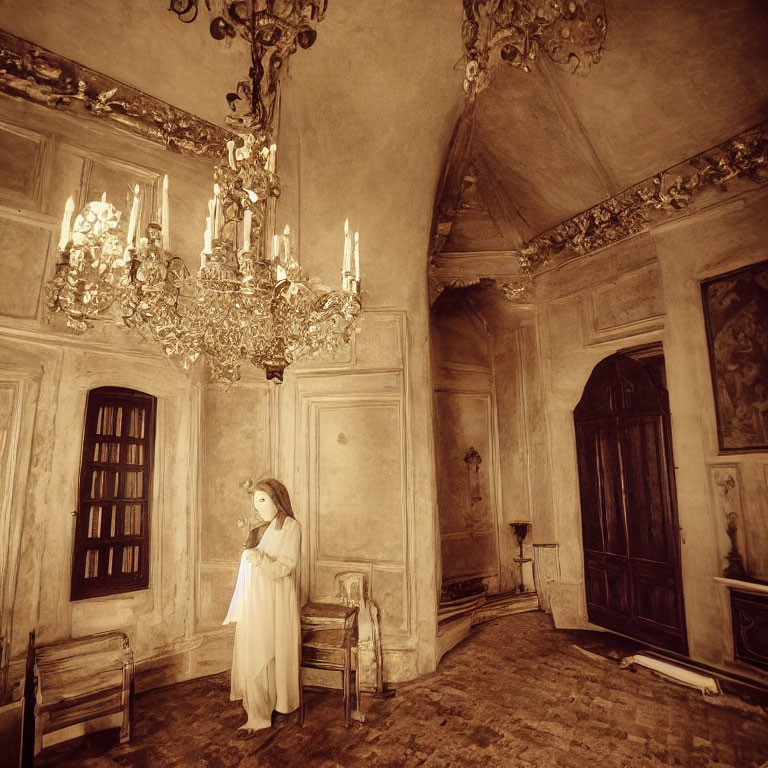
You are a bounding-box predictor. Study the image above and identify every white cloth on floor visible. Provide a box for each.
[223,516,301,730]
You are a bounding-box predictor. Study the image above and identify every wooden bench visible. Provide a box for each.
[25,630,134,757]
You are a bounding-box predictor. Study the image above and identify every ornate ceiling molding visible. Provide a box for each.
[462,0,607,98]
[428,122,768,302]
[0,29,232,158]
[521,122,768,269]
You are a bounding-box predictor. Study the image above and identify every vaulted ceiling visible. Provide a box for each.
[439,0,768,256]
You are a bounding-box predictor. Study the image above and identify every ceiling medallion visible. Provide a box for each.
[462,0,607,97]
[47,1,362,385]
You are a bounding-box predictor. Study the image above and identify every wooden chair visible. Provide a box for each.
[24,630,134,759]
[299,602,359,728]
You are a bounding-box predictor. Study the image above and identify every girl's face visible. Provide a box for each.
[253,489,278,522]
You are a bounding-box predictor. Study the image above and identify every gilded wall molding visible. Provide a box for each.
[429,122,768,302]
[520,122,768,270]
[0,29,231,158]
[463,0,607,98]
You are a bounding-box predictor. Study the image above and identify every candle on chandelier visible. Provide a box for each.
[202,215,212,267]
[212,183,222,239]
[273,234,280,261]
[276,263,287,282]
[282,224,291,263]
[58,196,75,250]
[207,196,216,240]
[226,140,237,171]
[354,231,360,282]
[342,219,352,291]
[242,209,252,252]
[126,184,140,247]
[268,144,276,174]
[161,174,170,251]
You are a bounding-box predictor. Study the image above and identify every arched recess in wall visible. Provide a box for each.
[429,289,501,605]
[574,348,688,654]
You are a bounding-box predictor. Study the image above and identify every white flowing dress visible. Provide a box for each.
[223,516,301,730]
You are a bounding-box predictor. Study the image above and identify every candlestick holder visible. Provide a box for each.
[510,521,532,594]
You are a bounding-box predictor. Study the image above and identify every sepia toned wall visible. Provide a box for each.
[0,89,219,699]
[0,0,467,696]
[529,183,768,672]
[263,0,465,680]
[431,293,502,593]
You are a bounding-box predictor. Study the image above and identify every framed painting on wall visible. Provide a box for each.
[701,258,768,452]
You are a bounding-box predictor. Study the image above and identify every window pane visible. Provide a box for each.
[124,504,142,535]
[107,546,114,575]
[127,407,146,439]
[124,471,144,499]
[84,550,99,578]
[87,506,102,538]
[126,443,144,465]
[93,442,121,463]
[121,545,140,573]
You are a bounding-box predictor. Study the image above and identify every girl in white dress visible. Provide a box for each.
[223,478,301,731]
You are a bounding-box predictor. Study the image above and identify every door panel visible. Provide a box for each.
[597,421,626,556]
[621,417,670,563]
[575,352,687,655]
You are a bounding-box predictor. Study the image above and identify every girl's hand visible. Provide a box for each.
[244,549,262,565]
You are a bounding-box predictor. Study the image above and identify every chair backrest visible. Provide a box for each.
[33,632,128,709]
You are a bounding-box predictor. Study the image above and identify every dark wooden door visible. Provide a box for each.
[574,352,688,654]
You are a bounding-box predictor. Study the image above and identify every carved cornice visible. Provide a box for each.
[429,121,768,300]
[463,0,607,98]
[520,122,768,269]
[0,29,231,158]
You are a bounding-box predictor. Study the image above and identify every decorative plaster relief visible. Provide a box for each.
[429,122,768,297]
[462,0,607,97]
[709,465,748,580]
[0,30,231,158]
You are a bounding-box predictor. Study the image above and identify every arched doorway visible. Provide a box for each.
[574,350,688,654]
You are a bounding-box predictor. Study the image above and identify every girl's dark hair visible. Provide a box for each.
[253,477,295,532]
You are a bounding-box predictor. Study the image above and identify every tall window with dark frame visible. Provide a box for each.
[71,387,156,601]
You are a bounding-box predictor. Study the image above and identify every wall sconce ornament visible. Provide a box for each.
[47,1,361,386]
[462,446,486,531]
[510,521,532,593]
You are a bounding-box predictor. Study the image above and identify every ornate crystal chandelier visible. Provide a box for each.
[46,0,361,385]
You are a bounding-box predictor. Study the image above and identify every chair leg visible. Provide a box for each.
[354,647,361,712]
[34,714,42,756]
[343,647,351,728]
[120,663,134,744]
[298,666,305,726]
